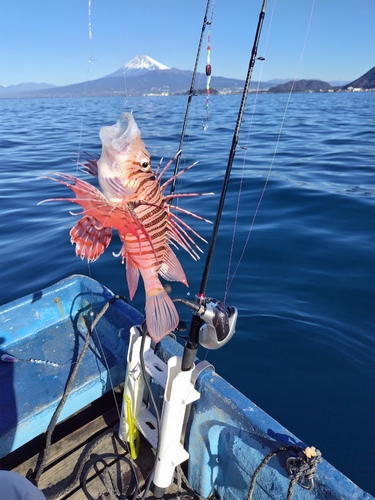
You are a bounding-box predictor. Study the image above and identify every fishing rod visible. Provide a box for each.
[181,0,268,371]
[169,0,213,197]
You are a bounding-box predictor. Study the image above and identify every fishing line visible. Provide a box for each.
[1,354,61,367]
[75,0,96,175]
[199,0,268,298]
[115,1,131,113]
[203,5,215,131]
[223,0,276,304]
[181,0,269,372]
[73,1,98,313]
[88,0,92,40]
[224,0,316,299]
[90,316,123,420]
[169,0,214,197]
[76,1,122,411]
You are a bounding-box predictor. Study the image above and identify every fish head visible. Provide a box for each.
[97,112,153,203]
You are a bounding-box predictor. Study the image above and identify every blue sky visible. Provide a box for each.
[0,0,374,87]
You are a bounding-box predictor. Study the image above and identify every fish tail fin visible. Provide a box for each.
[145,289,179,343]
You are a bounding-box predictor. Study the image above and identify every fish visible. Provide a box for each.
[42,112,210,342]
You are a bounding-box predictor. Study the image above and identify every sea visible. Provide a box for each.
[0,92,374,495]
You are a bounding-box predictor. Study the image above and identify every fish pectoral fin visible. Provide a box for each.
[45,173,116,222]
[158,246,188,285]
[145,289,179,343]
[70,216,112,262]
[126,258,140,300]
[100,174,136,199]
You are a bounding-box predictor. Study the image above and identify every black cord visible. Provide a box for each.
[81,452,139,500]
[139,323,162,499]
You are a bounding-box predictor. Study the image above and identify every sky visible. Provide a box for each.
[0,0,374,88]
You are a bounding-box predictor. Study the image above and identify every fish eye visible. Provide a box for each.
[140,160,150,170]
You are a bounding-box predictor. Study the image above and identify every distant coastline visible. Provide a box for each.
[1,56,374,99]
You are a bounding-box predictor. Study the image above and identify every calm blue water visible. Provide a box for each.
[0,93,374,494]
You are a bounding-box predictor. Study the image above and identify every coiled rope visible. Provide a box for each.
[247,445,322,500]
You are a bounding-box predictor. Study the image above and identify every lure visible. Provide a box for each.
[203,24,212,131]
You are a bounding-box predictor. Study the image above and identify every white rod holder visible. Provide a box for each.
[153,356,200,492]
[119,326,210,495]
[119,326,169,450]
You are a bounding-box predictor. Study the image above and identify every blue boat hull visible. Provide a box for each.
[0,275,372,499]
[0,274,142,458]
[158,336,373,499]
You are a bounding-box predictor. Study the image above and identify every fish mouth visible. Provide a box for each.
[99,112,140,155]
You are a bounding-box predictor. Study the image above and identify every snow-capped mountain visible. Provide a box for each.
[106,55,170,78]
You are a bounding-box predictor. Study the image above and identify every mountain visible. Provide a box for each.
[0,82,56,94]
[328,80,350,87]
[269,79,333,92]
[106,54,170,78]
[1,69,252,98]
[266,78,350,87]
[342,66,375,89]
[0,54,256,98]
[2,56,373,99]
[266,78,293,85]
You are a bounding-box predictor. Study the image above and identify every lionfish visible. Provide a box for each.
[43,112,210,342]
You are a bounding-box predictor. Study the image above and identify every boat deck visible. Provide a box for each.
[0,387,202,500]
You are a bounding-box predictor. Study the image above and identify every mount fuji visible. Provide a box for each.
[106,55,170,78]
[2,54,251,97]
[1,54,287,98]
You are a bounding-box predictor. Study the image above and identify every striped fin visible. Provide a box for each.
[70,215,112,262]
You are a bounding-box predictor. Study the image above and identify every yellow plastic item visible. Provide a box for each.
[125,395,140,460]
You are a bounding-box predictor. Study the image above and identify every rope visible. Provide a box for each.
[31,326,93,484]
[176,464,207,500]
[29,295,130,488]
[247,445,322,500]
[286,447,322,497]
[41,427,123,499]
[80,451,138,500]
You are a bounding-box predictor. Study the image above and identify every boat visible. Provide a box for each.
[0,274,373,499]
[1,1,373,497]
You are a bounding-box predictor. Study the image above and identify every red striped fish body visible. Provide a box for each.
[44,113,208,342]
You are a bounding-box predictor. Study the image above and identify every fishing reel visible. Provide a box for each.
[197,298,237,350]
[176,296,237,350]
